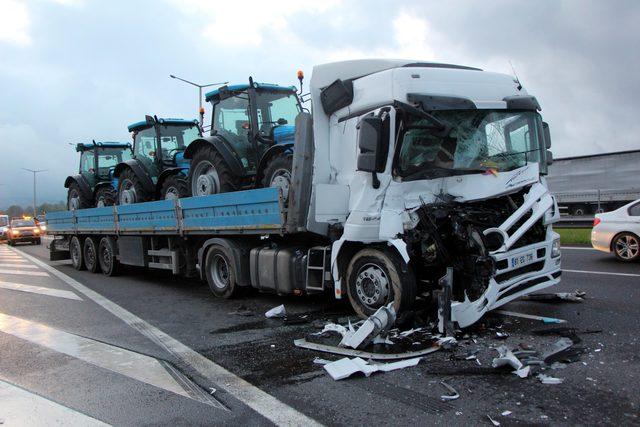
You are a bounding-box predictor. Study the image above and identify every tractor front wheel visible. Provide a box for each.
[161,175,190,200]
[94,187,116,207]
[262,153,293,201]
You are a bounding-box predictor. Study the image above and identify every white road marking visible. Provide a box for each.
[0,263,39,269]
[561,246,595,251]
[0,312,218,407]
[10,246,321,426]
[0,269,49,277]
[0,280,83,301]
[494,310,567,323]
[563,269,640,278]
[0,379,108,426]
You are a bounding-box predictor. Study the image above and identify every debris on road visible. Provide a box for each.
[294,338,440,360]
[513,366,531,378]
[323,356,421,380]
[495,331,509,339]
[492,345,523,371]
[340,303,396,349]
[439,381,460,401]
[501,410,512,416]
[494,310,566,324]
[521,290,586,303]
[542,337,585,364]
[265,304,286,318]
[228,305,254,317]
[537,373,564,385]
[487,414,501,426]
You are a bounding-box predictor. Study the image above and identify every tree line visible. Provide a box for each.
[1,201,67,219]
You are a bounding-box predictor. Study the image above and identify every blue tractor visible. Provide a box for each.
[185,78,302,200]
[114,116,201,204]
[65,141,133,210]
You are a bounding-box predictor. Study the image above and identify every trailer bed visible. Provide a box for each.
[46,187,285,236]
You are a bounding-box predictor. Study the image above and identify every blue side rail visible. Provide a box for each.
[46,187,285,236]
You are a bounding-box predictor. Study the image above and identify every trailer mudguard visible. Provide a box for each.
[198,237,253,287]
[183,136,245,178]
[113,159,155,195]
[64,175,92,200]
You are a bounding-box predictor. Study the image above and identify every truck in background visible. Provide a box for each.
[47,59,562,329]
[546,150,640,216]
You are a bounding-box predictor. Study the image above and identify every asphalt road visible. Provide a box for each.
[0,239,638,425]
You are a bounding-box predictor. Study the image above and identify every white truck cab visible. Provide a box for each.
[309,59,561,328]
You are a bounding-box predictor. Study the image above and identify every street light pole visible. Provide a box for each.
[169,75,228,131]
[22,168,46,217]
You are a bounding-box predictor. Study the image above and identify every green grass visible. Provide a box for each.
[555,227,591,246]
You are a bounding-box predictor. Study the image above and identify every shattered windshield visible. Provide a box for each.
[396,110,545,179]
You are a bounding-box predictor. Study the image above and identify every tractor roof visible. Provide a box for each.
[127,118,198,132]
[204,83,296,102]
[75,141,130,152]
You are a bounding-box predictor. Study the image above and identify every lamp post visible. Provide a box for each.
[22,168,46,217]
[169,75,228,131]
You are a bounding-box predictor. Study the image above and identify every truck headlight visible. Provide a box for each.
[551,238,561,258]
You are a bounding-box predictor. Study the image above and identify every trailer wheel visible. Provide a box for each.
[83,237,100,273]
[262,153,293,201]
[70,236,85,270]
[346,248,417,318]
[161,175,189,200]
[204,245,238,298]
[98,236,119,276]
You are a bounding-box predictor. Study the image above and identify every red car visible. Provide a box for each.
[7,218,42,245]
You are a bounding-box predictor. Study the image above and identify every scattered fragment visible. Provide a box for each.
[501,410,512,416]
[265,304,286,318]
[318,323,350,338]
[495,332,509,339]
[494,310,566,324]
[538,373,564,384]
[439,381,460,401]
[543,317,563,324]
[399,328,423,337]
[284,315,310,325]
[521,290,586,303]
[543,337,584,364]
[437,336,458,349]
[209,387,217,395]
[294,338,440,360]
[341,303,396,349]
[513,366,531,378]
[313,357,332,365]
[487,414,501,426]
[270,344,275,348]
[323,356,421,380]
[372,335,394,345]
[456,411,463,416]
[550,362,568,370]
[492,346,523,370]
[228,305,254,317]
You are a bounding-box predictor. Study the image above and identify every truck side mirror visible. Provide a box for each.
[546,150,553,165]
[357,116,388,189]
[543,121,551,149]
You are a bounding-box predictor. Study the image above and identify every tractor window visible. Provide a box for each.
[134,127,157,161]
[212,95,253,168]
[158,125,200,163]
[254,91,300,136]
[97,148,131,179]
[80,151,95,174]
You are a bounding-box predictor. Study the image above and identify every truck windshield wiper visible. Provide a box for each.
[393,100,449,133]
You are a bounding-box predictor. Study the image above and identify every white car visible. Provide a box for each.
[591,199,640,261]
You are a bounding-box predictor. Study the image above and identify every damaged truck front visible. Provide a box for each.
[311,60,561,329]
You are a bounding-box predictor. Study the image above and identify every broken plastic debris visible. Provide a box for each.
[495,332,509,339]
[372,335,394,345]
[492,346,523,371]
[537,373,564,384]
[294,338,440,360]
[323,356,421,380]
[501,410,512,416]
[313,357,332,365]
[439,381,460,401]
[340,303,396,349]
[521,290,585,303]
[513,366,531,378]
[487,414,501,426]
[437,336,458,349]
[265,304,286,318]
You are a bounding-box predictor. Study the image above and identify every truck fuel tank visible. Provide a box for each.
[250,247,307,295]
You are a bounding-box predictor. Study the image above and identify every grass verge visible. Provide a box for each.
[556,227,591,246]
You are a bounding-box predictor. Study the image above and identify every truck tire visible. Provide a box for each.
[189,146,236,197]
[261,153,293,201]
[33,239,41,245]
[346,248,417,318]
[68,183,91,210]
[95,187,116,207]
[70,236,85,270]
[161,175,189,200]
[98,236,119,276]
[204,244,238,298]
[118,168,150,205]
[612,232,640,262]
[83,237,100,273]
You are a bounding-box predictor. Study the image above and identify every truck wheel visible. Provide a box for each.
[189,146,236,197]
[95,187,116,207]
[118,168,150,205]
[34,239,41,245]
[204,245,238,298]
[68,183,91,210]
[70,236,85,270]
[98,236,119,276]
[346,248,417,318]
[572,206,586,216]
[161,175,189,200]
[262,153,293,201]
[612,233,640,262]
[83,237,100,273]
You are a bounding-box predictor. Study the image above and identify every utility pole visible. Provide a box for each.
[22,168,46,217]
[169,75,228,131]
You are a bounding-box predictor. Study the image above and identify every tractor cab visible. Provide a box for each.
[115,117,201,204]
[186,80,301,198]
[65,141,132,209]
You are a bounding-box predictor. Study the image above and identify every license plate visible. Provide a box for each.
[509,250,536,269]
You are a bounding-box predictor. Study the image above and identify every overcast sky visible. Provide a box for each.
[1,0,638,206]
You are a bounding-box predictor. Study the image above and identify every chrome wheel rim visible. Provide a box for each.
[119,179,136,204]
[615,235,639,260]
[270,168,291,200]
[192,161,220,196]
[210,254,230,289]
[355,263,389,309]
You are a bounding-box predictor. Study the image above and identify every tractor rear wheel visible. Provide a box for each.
[117,168,150,205]
[161,175,190,200]
[94,187,116,207]
[189,145,236,197]
[262,152,293,201]
[68,183,91,210]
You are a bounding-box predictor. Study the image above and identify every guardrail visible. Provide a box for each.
[556,216,594,228]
